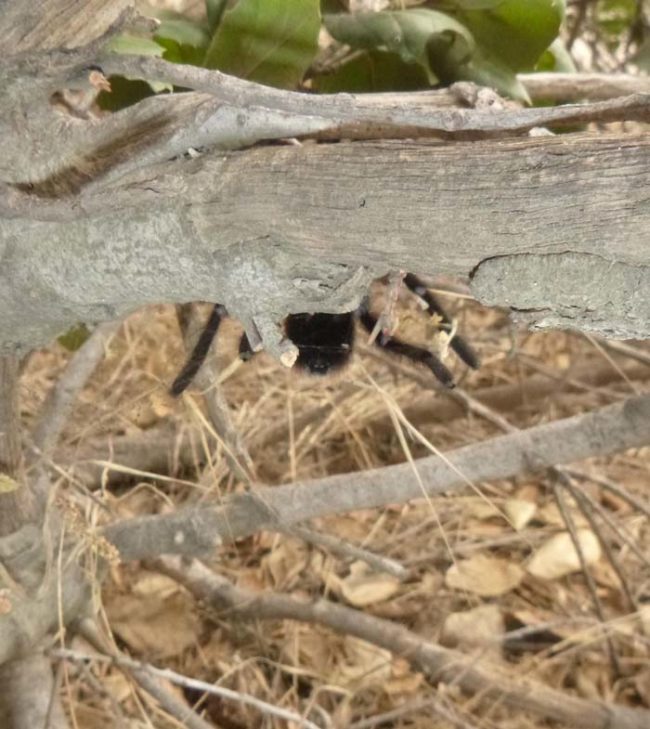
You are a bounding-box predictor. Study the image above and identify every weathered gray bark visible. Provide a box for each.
[1,2,649,358]
[1,133,649,356]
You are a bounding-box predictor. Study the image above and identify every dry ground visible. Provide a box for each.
[20,281,650,728]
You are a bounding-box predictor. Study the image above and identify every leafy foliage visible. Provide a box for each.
[100,0,603,108]
[203,0,321,88]
[57,323,91,352]
[323,1,565,102]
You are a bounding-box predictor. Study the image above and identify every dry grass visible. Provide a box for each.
[21,286,650,728]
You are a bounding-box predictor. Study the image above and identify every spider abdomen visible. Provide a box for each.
[285,312,355,376]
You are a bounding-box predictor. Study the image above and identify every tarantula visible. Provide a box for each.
[170,273,479,396]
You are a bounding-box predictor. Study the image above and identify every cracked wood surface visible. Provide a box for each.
[1,133,649,354]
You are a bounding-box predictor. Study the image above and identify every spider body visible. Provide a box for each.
[284,312,355,376]
[170,273,479,397]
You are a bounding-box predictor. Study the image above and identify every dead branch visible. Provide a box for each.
[0,356,36,538]
[156,556,650,729]
[31,320,122,459]
[174,304,256,484]
[104,394,650,561]
[0,651,70,729]
[58,356,647,486]
[60,619,322,729]
[520,72,650,102]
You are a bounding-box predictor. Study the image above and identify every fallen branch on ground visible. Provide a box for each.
[157,556,650,729]
[104,394,650,561]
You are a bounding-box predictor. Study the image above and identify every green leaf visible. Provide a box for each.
[97,77,158,112]
[102,34,172,103]
[459,0,565,71]
[57,323,91,352]
[106,33,167,58]
[204,0,321,89]
[206,0,229,32]
[596,0,636,44]
[155,18,211,49]
[156,36,208,67]
[536,37,577,72]
[450,0,504,8]
[313,51,430,93]
[324,10,528,101]
[324,9,474,82]
[465,49,531,102]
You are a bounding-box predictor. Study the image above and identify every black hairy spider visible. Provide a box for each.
[170,273,479,397]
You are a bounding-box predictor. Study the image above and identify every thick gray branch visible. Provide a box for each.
[1,134,648,357]
[104,394,650,562]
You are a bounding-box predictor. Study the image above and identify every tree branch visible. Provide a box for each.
[2,134,649,359]
[156,556,650,729]
[104,394,650,561]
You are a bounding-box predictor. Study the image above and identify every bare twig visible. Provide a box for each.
[32,320,122,458]
[0,355,37,537]
[565,469,650,520]
[65,619,321,729]
[552,479,621,675]
[175,304,256,485]
[283,524,409,581]
[519,72,650,102]
[568,0,591,50]
[0,652,71,729]
[600,339,650,367]
[104,395,650,561]
[0,355,21,477]
[565,482,639,607]
[156,556,650,729]
[100,54,650,142]
[55,357,649,479]
[350,696,480,729]
[355,356,650,440]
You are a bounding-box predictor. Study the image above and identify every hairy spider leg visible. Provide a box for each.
[403,273,480,370]
[285,312,355,375]
[170,304,227,396]
[358,303,456,388]
[238,331,254,360]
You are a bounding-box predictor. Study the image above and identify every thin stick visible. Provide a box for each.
[600,339,650,367]
[104,394,650,561]
[552,479,621,676]
[155,556,650,729]
[32,320,122,458]
[565,469,650,520]
[175,303,256,484]
[282,524,409,581]
[566,482,637,609]
[67,620,321,729]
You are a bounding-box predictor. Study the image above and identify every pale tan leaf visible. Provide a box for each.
[340,561,400,607]
[441,604,505,656]
[105,575,198,658]
[527,529,601,580]
[384,672,423,696]
[504,498,537,530]
[0,474,19,493]
[263,539,308,587]
[332,637,392,689]
[538,502,588,527]
[445,555,524,597]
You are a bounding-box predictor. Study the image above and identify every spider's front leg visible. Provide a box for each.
[403,273,480,371]
[170,304,227,396]
[358,302,457,388]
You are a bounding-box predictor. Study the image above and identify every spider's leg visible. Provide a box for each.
[403,273,480,370]
[238,332,255,361]
[170,304,226,397]
[359,306,455,388]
